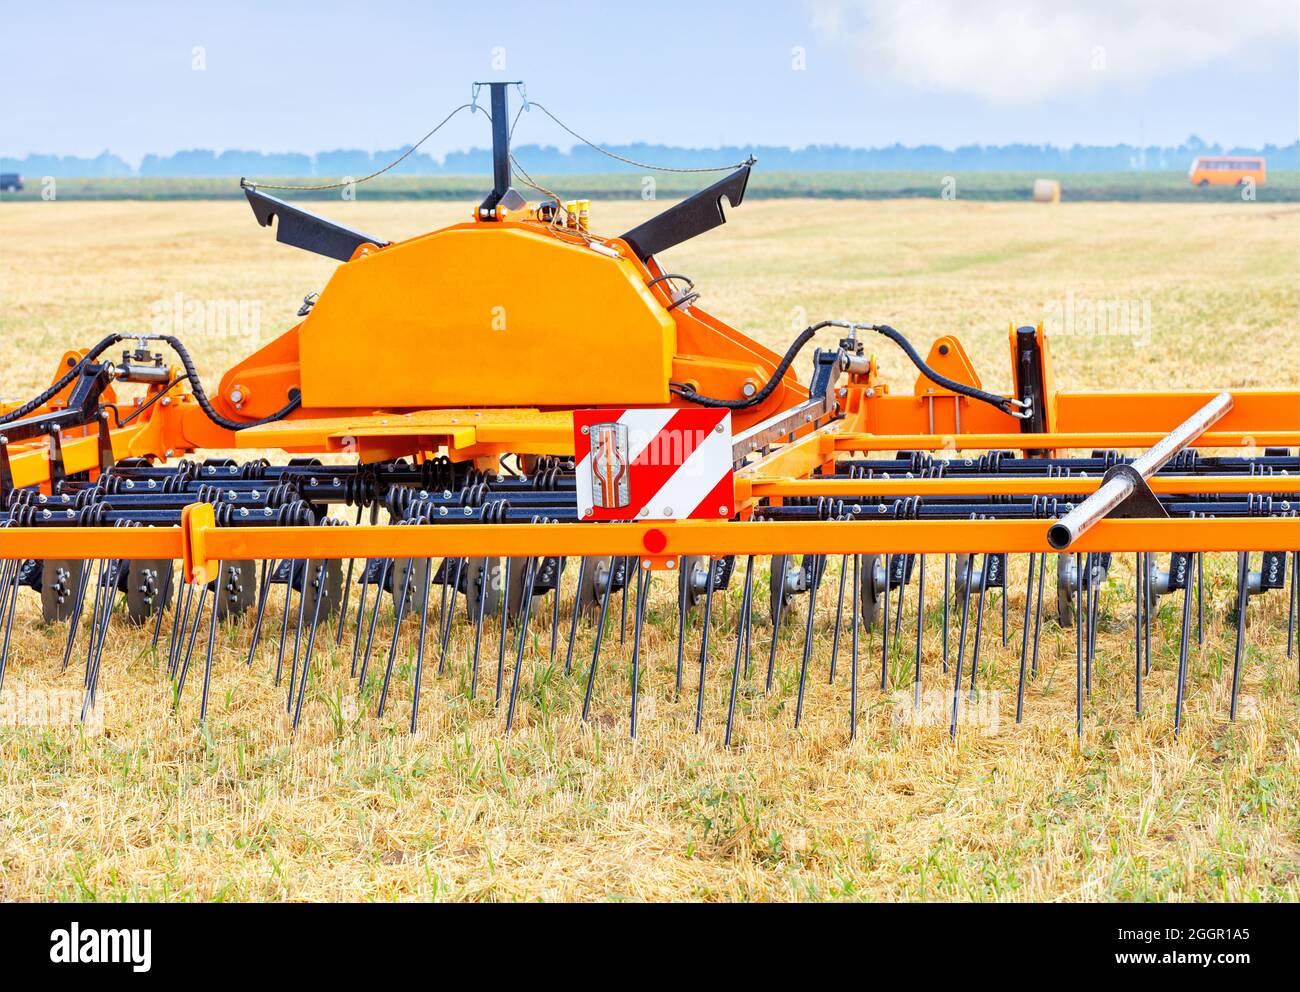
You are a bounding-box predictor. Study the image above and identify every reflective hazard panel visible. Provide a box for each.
[572,408,735,521]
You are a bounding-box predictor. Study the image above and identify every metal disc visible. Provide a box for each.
[857,553,882,629]
[577,556,613,614]
[388,557,428,617]
[951,553,973,600]
[769,554,800,625]
[1055,553,1075,628]
[40,559,84,623]
[124,559,173,625]
[302,558,345,621]
[681,556,711,611]
[463,556,503,622]
[213,561,256,620]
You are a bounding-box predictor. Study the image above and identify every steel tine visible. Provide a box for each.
[349,557,372,677]
[246,558,278,667]
[880,553,891,690]
[61,559,93,672]
[198,573,222,721]
[724,555,755,747]
[168,579,194,681]
[1074,552,1084,738]
[334,504,365,646]
[175,583,210,707]
[1134,552,1144,716]
[273,564,295,687]
[967,558,989,700]
[1000,561,1009,647]
[86,560,121,690]
[0,558,21,691]
[434,558,452,674]
[83,559,107,683]
[674,560,688,698]
[743,561,754,680]
[1288,550,1298,661]
[619,555,630,645]
[794,556,821,729]
[439,557,464,676]
[630,564,652,739]
[1016,552,1037,721]
[86,561,125,699]
[850,552,860,741]
[1173,564,1194,738]
[549,557,564,662]
[495,558,513,705]
[941,554,951,673]
[377,558,415,717]
[411,557,434,733]
[151,559,175,654]
[581,560,615,722]
[288,560,312,712]
[694,565,716,733]
[914,553,926,709]
[1229,552,1250,721]
[0,560,15,629]
[564,557,588,676]
[293,560,330,730]
[470,556,490,698]
[1143,556,1152,678]
[765,556,785,694]
[949,559,974,740]
[828,553,847,684]
[1031,551,1046,678]
[1196,551,1205,645]
[357,558,391,690]
[1085,554,1100,698]
[506,557,540,733]
[893,557,905,641]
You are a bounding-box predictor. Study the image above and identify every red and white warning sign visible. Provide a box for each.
[573,408,735,521]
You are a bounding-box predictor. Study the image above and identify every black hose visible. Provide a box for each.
[0,332,299,432]
[0,333,124,423]
[152,334,301,430]
[670,320,1022,417]
[868,324,1020,416]
[670,322,827,410]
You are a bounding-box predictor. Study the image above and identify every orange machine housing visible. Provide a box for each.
[215,205,806,444]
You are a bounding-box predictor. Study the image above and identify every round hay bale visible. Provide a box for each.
[1032,179,1061,203]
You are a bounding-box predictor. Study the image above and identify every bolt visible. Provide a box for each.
[581,425,590,435]
[718,505,729,515]
[662,506,673,517]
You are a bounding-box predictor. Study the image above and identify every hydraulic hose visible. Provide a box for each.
[0,332,299,432]
[670,320,1027,418]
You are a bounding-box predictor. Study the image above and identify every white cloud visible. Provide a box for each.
[809,0,1297,104]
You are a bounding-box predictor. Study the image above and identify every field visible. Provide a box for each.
[0,197,1297,902]
[1,169,1297,202]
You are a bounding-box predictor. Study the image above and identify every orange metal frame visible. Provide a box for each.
[2,193,1298,564]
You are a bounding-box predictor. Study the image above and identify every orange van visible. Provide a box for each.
[1188,155,1266,187]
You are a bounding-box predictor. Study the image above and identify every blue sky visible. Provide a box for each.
[1,0,1296,163]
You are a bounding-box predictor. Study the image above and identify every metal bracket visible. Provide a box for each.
[244,185,390,262]
[1099,463,1168,519]
[620,164,752,261]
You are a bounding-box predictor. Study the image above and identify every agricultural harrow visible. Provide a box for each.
[0,83,1296,742]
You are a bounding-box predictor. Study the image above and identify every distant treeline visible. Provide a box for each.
[4,136,1297,178]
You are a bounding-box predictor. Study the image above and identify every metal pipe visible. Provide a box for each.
[1047,392,1234,550]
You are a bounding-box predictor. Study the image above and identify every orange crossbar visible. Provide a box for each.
[833,431,1300,453]
[0,517,1293,562]
[745,475,1300,498]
